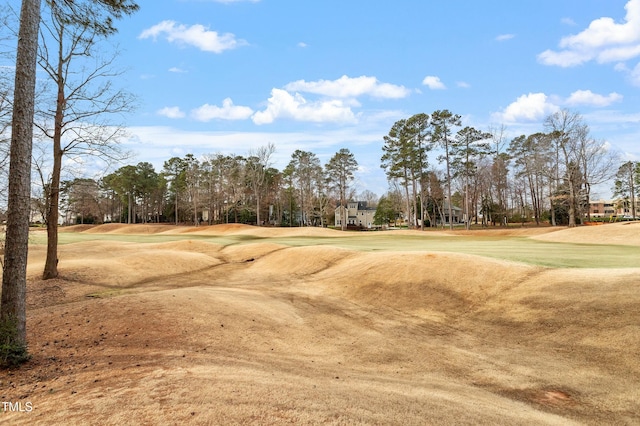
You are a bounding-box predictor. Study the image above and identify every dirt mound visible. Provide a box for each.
[15,284,582,425]
[250,245,355,278]
[220,242,287,263]
[531,221,640,245]
[311,251,534,314]
[148,240,224,256]
[450,227,559,237]
[381,229,459,237]
[75,223,127,233]
[59,224,95,233]
[207,223,255,233]
[80,224,180,234]
[62,223,348,238]
[247,226,345,238]
[173,223,257,235]
[26,240,224,290]
[184,224,347,238]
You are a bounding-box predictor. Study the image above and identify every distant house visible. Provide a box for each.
[440,201,462,225]
[335,201,376,229]
[589,200,618,218]
[589,199,639,219]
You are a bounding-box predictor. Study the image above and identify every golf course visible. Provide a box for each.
[1,222,639,424]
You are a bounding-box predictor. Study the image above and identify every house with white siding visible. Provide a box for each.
[335,201,376,229]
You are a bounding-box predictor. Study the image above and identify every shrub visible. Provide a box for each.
[0,316,30,368]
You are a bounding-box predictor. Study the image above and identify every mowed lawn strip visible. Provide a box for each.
[30,229,640,269]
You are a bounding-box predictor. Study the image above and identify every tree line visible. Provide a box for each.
[379,109,620,230]
[2,42,630,243]
[35,108,629,235]
[43,145,361,230]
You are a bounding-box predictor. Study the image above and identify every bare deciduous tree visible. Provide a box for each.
[247,142,275,226]
[35,2,136,279]
[544,110,612,226]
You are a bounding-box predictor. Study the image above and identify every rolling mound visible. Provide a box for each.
[58,224,95,233]
[184,224,349,238]
[76,223,180,234]
[531,221,640,245]
[3,230,639,424]
[63,222,639,245]
[60,223,349,239]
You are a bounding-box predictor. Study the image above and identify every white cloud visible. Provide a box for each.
[297,42,308,48]
[157,106,185,119]
[422,75,446,90]
[252,88,357,125]
[191,98,254,121]
[565,89,623,106]
[457,81,471,88]
[123,126,387,165]
[561,17,577,26]
[494,90,624,124]
[538,0,640,67]
[631,62,640,85]
[494,93,560,123]
[284,75,410,99]
[538,49,591,67]
[139,20,247,53]
[495,34,515,42]
[613,62,640,85]
[169,67,187,73]
[121,125,394,196]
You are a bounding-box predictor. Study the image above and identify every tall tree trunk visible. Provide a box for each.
[43,142,62,279]
[1,0,42,351]
[568,188,577,227]
[193,191,198,226]
[550,181,556,226]
[420,190,425,231]
[43,37,67,280]
[464,176,470,230]
[174,195,178,225]
[631,174,637,219]
[340,177,346,231]
[445,142,453,230]
[127,192,132,224]
[411,178,418,229]
[256,193,260,226]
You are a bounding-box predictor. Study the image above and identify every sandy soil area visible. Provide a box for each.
[1,224,639,424]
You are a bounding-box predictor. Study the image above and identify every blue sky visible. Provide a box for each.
[23,0,640,197]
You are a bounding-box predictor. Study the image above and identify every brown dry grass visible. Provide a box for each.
[531,221,640,246]
[2,223,639,424]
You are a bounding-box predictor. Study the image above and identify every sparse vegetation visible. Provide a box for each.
[0,315,30,368]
